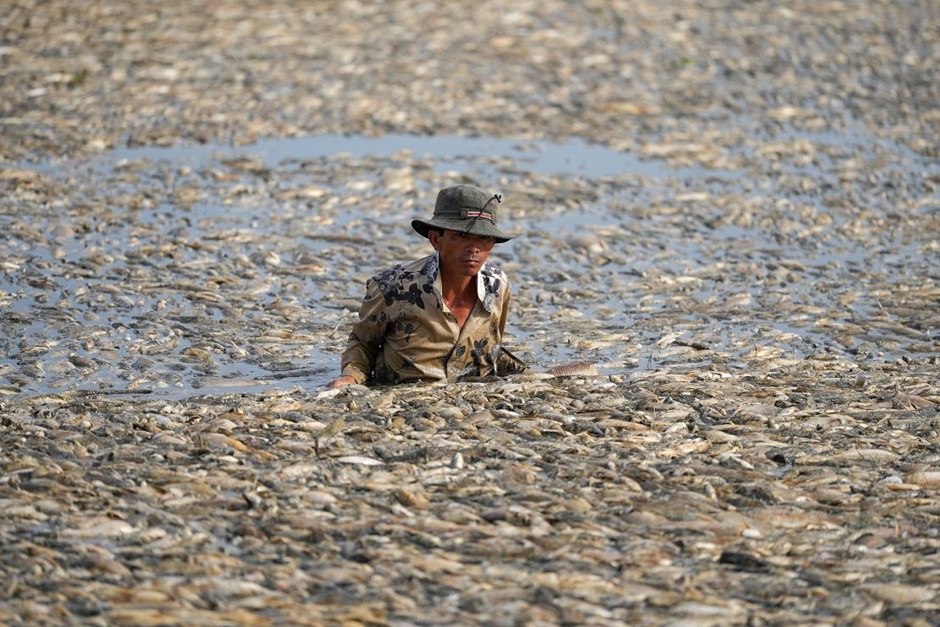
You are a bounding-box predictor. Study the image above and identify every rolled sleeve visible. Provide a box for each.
[339,279,388,383]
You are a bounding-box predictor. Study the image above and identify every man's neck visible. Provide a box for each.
[439,271,478,329]
[440,271,476,303]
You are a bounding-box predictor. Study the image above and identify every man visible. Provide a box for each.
[328,184,527,388]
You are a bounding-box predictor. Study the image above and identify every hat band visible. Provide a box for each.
[465,210,494,222]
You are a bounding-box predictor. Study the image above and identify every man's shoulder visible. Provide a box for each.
[371,255,434,289]
[478,261,511,312]
[480,261,509,284]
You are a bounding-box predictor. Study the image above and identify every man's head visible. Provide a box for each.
[412,185,514,244]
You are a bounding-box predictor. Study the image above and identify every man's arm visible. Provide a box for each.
[328,279,387,387]
[494,284,528,374]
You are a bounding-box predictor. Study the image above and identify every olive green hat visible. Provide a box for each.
[412,184,514,243]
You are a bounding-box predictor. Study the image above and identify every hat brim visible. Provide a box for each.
[412,217,513,243]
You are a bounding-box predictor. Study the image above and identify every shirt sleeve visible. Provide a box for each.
[494,279,528,374]
[497,280,511,336]
[339,278,388,384]
[494,275,529,375]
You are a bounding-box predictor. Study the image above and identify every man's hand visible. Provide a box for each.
[327,375,358,389]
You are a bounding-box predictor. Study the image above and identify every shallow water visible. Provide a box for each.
[107,133,724,180]
[3,128,938,399]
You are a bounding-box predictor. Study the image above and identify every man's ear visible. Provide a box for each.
[427,230,441,250]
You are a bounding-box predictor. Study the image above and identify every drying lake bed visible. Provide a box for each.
[1,0,939,624]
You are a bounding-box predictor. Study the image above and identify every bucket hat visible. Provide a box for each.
[412,185,514,243]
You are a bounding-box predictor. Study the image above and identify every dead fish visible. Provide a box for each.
[861,583,936,604]
[545,362,601,377]
[334,455,383,466]
[905,470,940,487]
[835,448,902,464]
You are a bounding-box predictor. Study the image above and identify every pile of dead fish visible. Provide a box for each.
[1,361,939,624]
[1,0,938,624]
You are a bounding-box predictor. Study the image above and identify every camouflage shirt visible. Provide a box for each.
[339,252,527,384]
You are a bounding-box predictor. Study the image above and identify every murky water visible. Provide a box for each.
[3,129,937,399]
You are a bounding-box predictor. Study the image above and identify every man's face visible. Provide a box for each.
[428,229,495,277]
